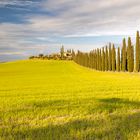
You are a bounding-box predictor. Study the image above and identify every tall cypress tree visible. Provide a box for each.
[121,47,123,71]
[105,46,109,71]
[132,45,134,72]
[97,49,99,70]
[94,50,97,70]
[127,37,134,72]
[86,53,89,67]
[72,50,75,61]
[89,51,93,68]
[127,38,130,72]
[90,51,94,69]
[60,46,64,60]
[112,44,116,71]
[136,31,140,72]
[108,43,112,71]
[99,49,102,71]
[117,47,120,72]
[102,47,105,71]
[93,50,95,69]
[122,38,127,71]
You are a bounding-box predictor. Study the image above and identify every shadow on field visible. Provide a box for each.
[8,99,71,114]
[32,99,69,108]
[10,111,140,140]
[99,98,140,106]
[30,97,140,114]
[90,98,140,113]
[9,98,140,114]
[6,98,140,140]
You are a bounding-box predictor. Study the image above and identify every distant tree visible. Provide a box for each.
[112,44,116,71]
[127,37,134,72]
[60,45,65,60]
[94,50,97,70]
[97,49,100,70]
[102,47,105,71]
[44,55,49,59]
[99,49,102,71]
[122,38,127,71]
[136,31,140,72]
[93,50,96,69]
[89,51,94,69]
[67,49,71,53]
[121,47,123,71]
[117,47,120,72]
[92,51,94,69]
[86,53,89,67]
[105,46,109,71]
[108,43,112,71]
[72,50,75,60]
[39,54,44,58]
[89,51,91,68]
[92,50,95,69]
[29,56,35,59]
[132,45,134,71]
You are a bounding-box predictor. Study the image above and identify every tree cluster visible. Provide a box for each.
[73,31,140,72]
[29,47,73,60]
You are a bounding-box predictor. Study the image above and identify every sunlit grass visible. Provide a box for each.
[0,60,140,139]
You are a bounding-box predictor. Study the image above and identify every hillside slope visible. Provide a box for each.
[0,60,140,139]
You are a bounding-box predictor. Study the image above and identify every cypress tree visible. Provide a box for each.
[85,53,87,67]
[112,44,116,71]
[132,45,134,71]
[91,51,94,69]
[87,53,90,67]
[83,53,86,67]
[102,47,105,71]
[80,52,83,66]
[105,46,109,71]
[93,50,95,69]
[95,50,97,70]
[95,50,97,69]
[80,52,82,66]
[60,46,64,60]
[127,37,134,72]
[122,38,127,71]
[99,49,102,71]
[79,51,81,65]
[108,43,112,71]
[121,47,123,71]
[89,51,91,68]
[136,31,140,72]
[117,47,120,72]
[97,49,99,70]
[72,50,75,61]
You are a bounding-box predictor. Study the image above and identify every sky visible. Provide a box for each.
[0,0,140,61]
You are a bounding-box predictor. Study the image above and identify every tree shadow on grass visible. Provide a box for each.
[5,111,140,140]
[6,97,140,119]
[30,98,140,114]
[89,98,140,114]
[2,98,140,140]
[6,99,71,114]
[98,98,140,106]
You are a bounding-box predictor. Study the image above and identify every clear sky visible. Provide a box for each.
[0,0,140,61]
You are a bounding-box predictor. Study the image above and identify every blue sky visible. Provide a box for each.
[0,0,140,61]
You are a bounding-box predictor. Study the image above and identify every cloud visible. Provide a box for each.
[1,0,140,61]
[0,0,38,7]
[28,0,140,37]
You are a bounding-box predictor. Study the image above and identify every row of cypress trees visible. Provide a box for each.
[73,31,140,72]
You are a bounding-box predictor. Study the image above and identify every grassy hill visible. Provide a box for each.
[0,60,140,140]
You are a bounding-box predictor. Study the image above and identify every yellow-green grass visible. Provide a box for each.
[0,60,140,140]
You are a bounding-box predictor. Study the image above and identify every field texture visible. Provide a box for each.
[0,60,140,140]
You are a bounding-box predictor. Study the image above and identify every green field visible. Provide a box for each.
[0,60,140,140]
